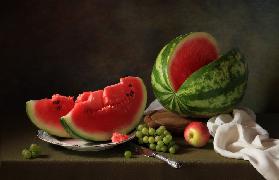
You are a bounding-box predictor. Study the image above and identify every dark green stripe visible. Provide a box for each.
[181,83,247,113]
[157,94,174,105]
[182,73,247,101]
[160,40,175,89]
[151,66,172,91]
[183,97,242,114]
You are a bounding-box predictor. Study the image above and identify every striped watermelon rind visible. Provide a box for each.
[152,33,248,117]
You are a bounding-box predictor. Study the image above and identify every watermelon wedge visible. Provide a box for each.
[61,76,147,141]
[26,94,75,137]
[152,32,248,117]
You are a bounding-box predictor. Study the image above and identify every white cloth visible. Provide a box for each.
[207,108,279,180]
[144,99,165,115]
[145,100,279,180]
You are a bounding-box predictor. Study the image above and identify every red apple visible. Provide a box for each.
[184,121,210,147]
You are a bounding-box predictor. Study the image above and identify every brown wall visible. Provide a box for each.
[2,0,279,118]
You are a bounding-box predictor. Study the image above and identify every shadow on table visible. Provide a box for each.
[175,137,214,153]
[48,143,131,158]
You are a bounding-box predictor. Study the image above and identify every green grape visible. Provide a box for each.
[160,134,166,139]
[155,136,162,142]
[169,147,176,154]
[138,138,144,144]
[157,140,164,147]
[142,127,149,135]
[163,137,170,145]
[155,145,161,152]
[137,124,145,131]
[161,145,167,152]
[31,150,40,158]
[29,144,41,154]
[148,137,155,144]
[156,128,164,135]
[136,131,143,138]
[22,149,32,159]
[166,134,172,141]
[149,143,156,150]
[137,123,147,131]
[148,128,155,136]
[143,136,149,143]
[159,125,166,130]
[124,150,132,158]
[29,144,41,158]
[163,130,170,136]
[168,140,176,147]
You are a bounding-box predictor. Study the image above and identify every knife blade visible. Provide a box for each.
[131,143,182,169]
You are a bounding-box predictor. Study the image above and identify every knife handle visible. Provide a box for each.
[154,153,182,168]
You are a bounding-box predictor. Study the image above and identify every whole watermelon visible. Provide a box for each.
[151,32,248,117]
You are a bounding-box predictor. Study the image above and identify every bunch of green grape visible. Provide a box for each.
[21,144,42,159]
[135,124,179,154]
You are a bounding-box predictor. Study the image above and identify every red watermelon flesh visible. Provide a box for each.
[61,76,147,141]
[76,92,91,103]
[169,33,219,91]
[111,132,129,143]
[26,94,75,137]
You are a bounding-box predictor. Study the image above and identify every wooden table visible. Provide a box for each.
[2,114,277,180]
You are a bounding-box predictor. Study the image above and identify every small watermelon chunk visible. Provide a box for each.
[61,76,147,141]
[111,132,129,143]
[26,94,75,137]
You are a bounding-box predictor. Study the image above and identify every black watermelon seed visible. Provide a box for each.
[128,84,133,87]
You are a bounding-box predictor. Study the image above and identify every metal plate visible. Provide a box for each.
[37,130,135,151]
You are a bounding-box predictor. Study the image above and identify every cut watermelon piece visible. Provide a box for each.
[61,76,147,141]
[26,94,75,137]
[111,132,129,143]
[152,32,248,117]
[168,32,219,91]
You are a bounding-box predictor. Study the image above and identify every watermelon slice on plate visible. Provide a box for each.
[26,94,75,137]
[61,76,147,141]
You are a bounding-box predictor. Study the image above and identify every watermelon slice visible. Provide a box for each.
[26,94,75,137]
[61,76,147,141]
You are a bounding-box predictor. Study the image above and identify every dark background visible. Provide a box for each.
[2,0,279,126]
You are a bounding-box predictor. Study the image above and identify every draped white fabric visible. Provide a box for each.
[207,108,279,180]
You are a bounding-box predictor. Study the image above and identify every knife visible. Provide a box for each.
[131,143,182,169]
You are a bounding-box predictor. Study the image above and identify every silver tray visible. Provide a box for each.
[37,130,135,151]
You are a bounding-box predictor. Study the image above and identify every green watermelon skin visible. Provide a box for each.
[152,34,248,117]
[61,77,147,141]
